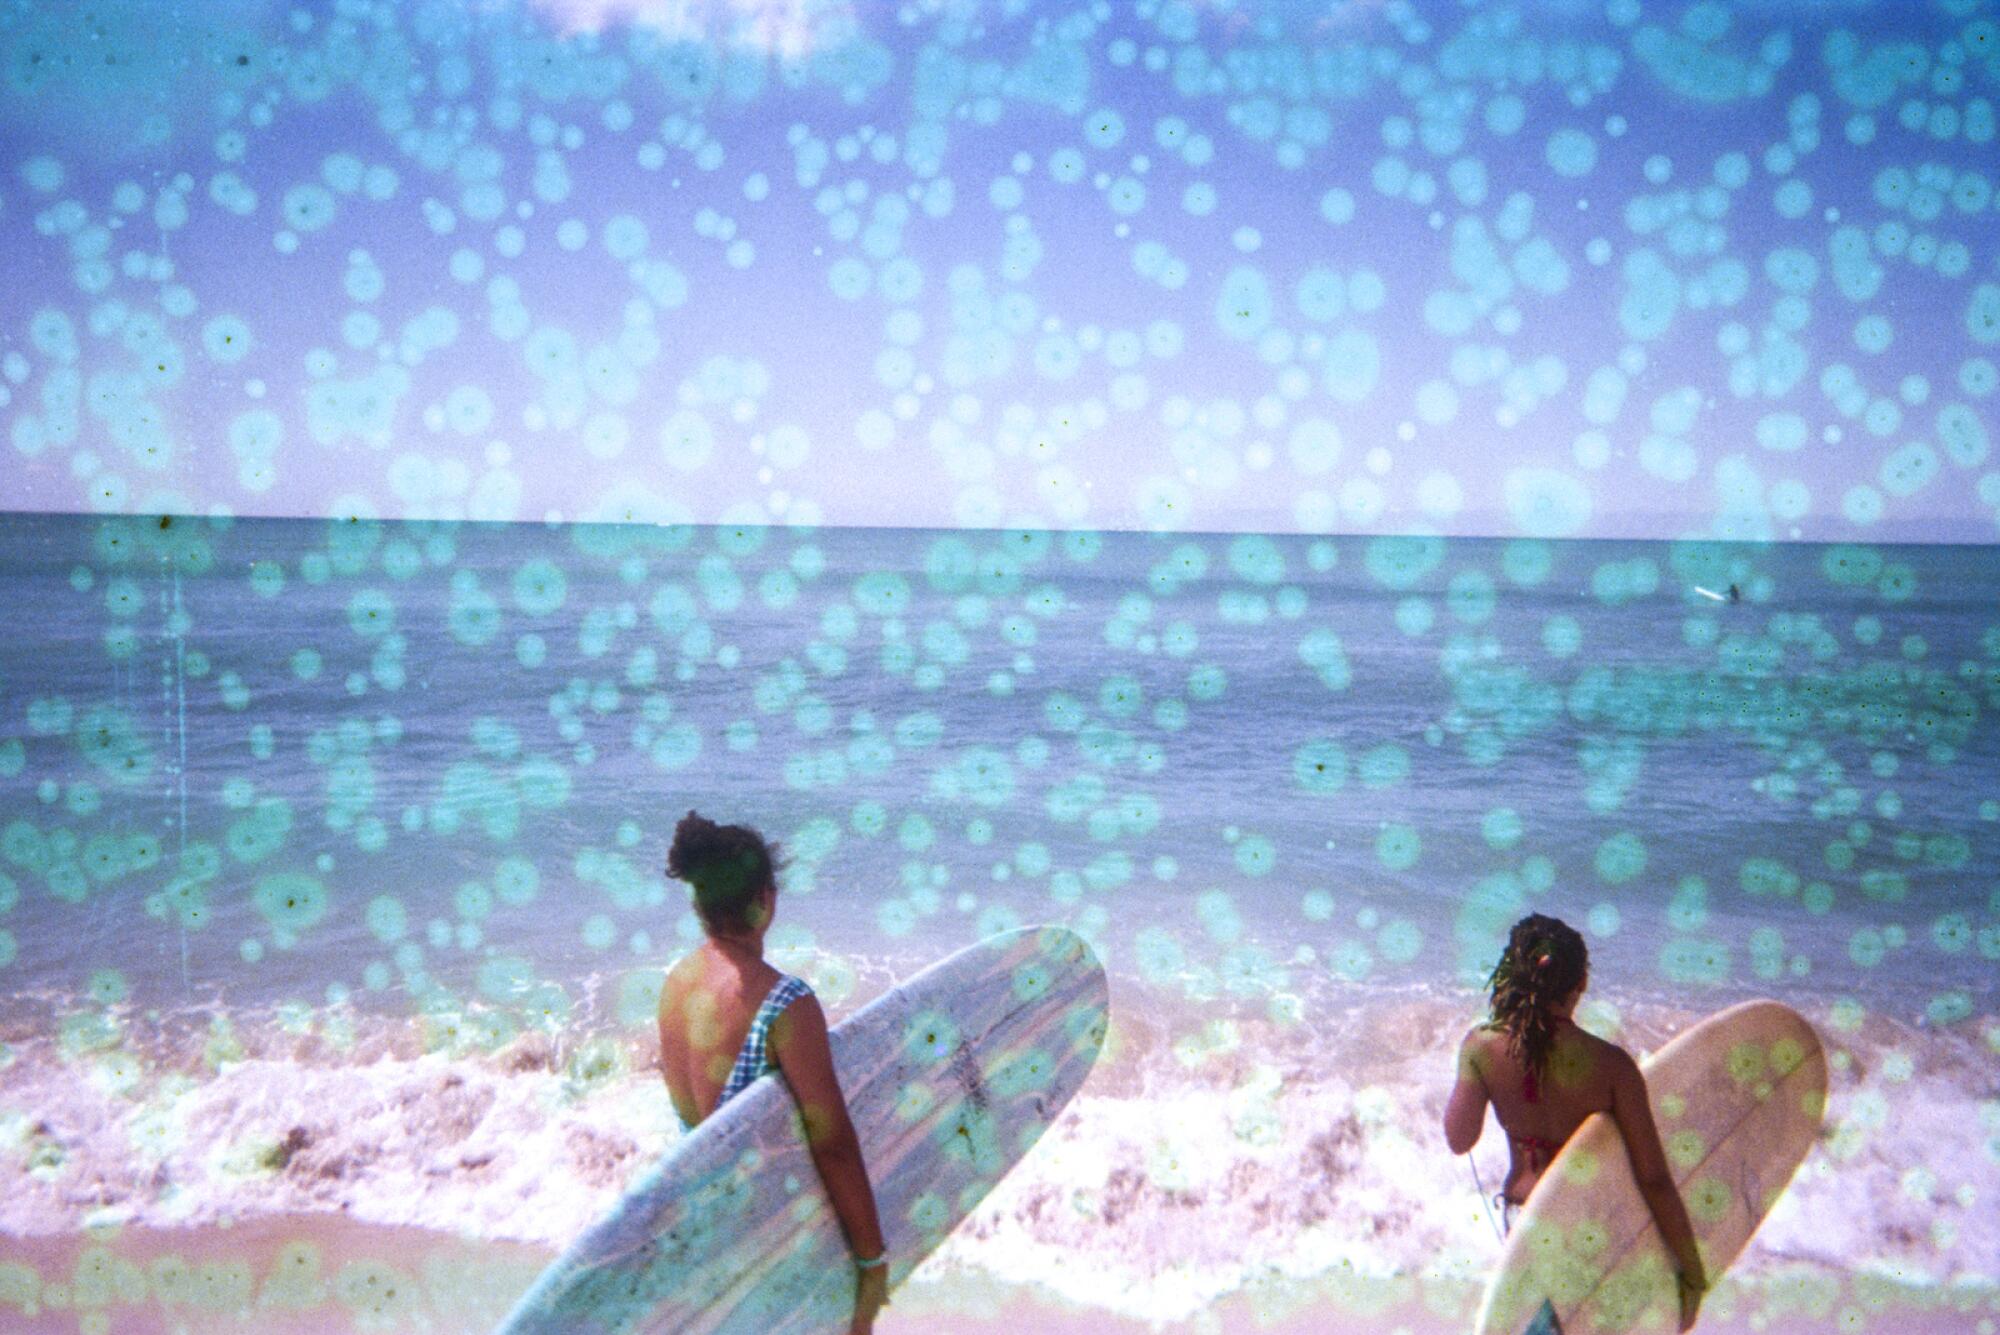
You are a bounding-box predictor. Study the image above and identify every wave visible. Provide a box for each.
[932,986,2000,1321]
[1,982,1993,1326]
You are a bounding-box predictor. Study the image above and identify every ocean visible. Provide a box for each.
[1,510,1996,1332]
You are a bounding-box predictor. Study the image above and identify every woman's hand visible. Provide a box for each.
[850,1264,889,1334]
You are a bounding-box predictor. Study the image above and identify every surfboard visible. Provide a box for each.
[1473,999,1827,1335]
[496,924,1108,1335]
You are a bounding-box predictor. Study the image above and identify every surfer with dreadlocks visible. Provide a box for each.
[1443,914,1709,1332]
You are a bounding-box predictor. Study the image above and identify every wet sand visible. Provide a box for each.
[0,1215,553,1334]
[881,1264,2000,1335]
[4,1215,1994,1334]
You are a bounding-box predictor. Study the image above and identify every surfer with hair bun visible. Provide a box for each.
[1444,914,1709,1332]
[657,810,890,1334]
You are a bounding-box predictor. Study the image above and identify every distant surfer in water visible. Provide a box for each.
[658,811,890,1334]
[1443,914,1709,1332]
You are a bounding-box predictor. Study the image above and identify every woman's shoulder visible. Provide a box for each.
[1558,1020,1628,1056]
[1555,1023,1639,1080]
[763,975,823,1050]
[1461,1021,1505,1068]
[660,951,700,994]
[772,972,817,1006]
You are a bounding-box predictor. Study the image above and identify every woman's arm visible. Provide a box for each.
[1443,1027,1489,1155]
[1607,1047,1708,1294]
[768,992,887,1260]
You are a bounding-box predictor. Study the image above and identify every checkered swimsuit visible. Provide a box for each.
[716,973,813,1109]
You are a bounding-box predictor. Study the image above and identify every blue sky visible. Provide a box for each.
[2,0,1996,540]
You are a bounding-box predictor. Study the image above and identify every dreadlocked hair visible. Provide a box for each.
[665,810,785,935]
[1485,914,1589,1092]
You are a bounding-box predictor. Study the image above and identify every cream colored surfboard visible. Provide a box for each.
[1473,1000,1827,1335]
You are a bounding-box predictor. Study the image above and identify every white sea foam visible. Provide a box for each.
[1,985,1993,1327]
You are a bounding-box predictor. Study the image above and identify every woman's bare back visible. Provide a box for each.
[657,947,783,1125]
[1469,1020,1620,1203]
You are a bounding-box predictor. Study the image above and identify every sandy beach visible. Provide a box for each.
[4,1213,1995,1335]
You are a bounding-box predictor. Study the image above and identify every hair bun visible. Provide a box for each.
[666,809,720,879]
[664,812,782,936]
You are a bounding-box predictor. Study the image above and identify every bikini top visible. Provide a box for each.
[676,973,813,1131]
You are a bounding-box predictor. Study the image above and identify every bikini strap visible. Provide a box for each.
[718,974,813,1104]
[1511,1132,1561,1171]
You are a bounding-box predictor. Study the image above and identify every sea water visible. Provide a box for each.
[1,511,1996,1330]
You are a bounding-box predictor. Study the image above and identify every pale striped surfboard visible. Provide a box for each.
[497,924,1108,1334]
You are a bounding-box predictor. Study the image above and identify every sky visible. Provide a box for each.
[1,0,1998,541]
